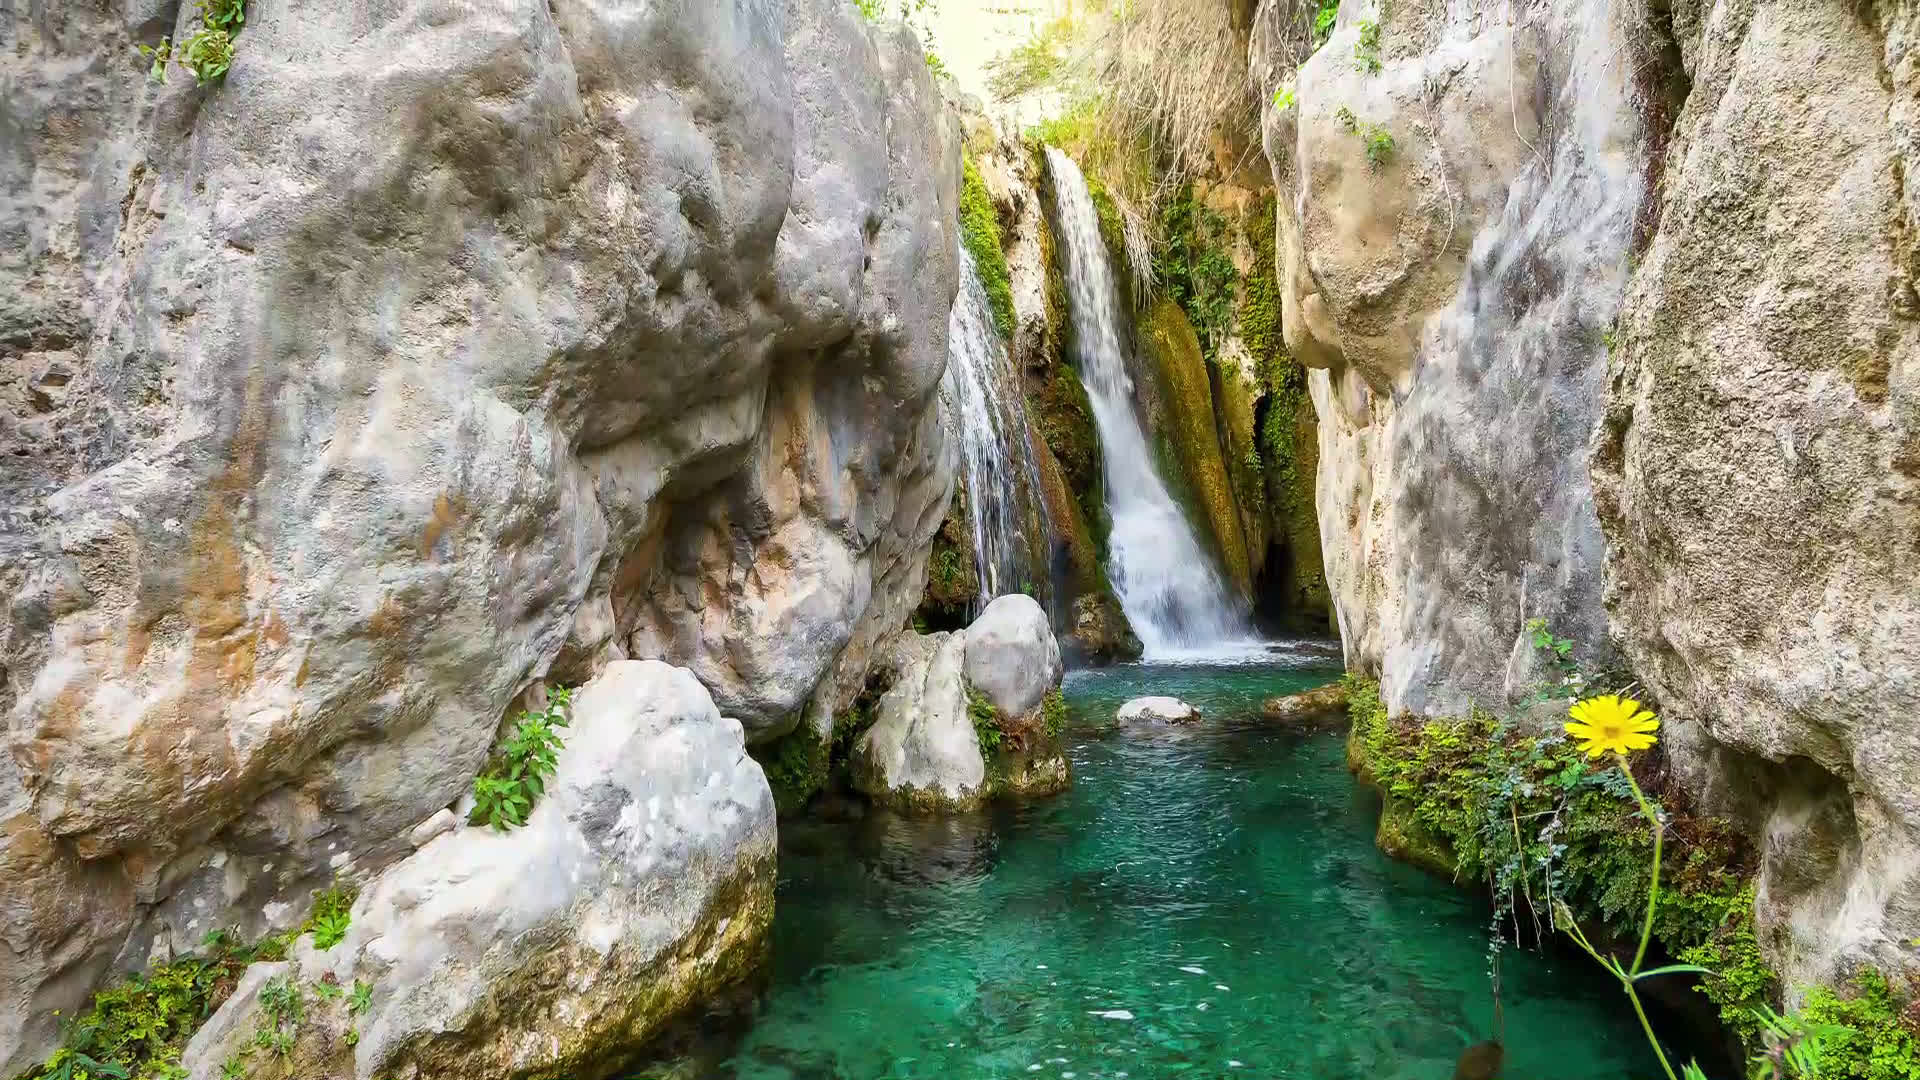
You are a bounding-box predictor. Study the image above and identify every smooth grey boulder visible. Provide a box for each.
[851,632,986,812]
[180,660,776,1080]
[1117,697,1200,725]
[962,593,1063,716]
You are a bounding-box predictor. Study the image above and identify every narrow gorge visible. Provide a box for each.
[1,0,1914,1078]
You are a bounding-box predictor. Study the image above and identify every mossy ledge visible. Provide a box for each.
[1341,675,1920,1072]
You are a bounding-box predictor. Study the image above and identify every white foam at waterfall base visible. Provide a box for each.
[942,246,1042,607]
[1043,147,1255,658]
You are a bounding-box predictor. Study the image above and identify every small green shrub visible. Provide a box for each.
[1335,106,1396,170]
[1312,0,1339,46]
[469,686,572,831]
[960,156,1016,338]
[1353,19,1382,74]
[1042,688,1069,739]
[968,688,1003,752]
[1798,971,1920,1080]
[20,928,296,1080]
[136,0,245,85]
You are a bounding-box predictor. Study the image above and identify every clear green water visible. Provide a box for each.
[705,654,1669,1079]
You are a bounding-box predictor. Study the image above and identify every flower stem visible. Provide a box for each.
[1623,982,1681,1080]
[1615,751,1662,977]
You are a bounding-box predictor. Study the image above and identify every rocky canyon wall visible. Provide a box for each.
[1255,0,1920,997]
[0,0,958,1073]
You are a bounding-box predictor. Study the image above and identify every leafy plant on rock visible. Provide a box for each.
[469,686,573,831]
[1335,106,1396,170]
[968,687,1004,752]
[137,0,246,86]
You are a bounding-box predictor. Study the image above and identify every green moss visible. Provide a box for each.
[1799,970,1920,1080]
[1137,297,1252,596]
[1153,185,1237,369]
[754,722,830,817]
[1084,175,1132,294]
[960,156,1016,339]
[1343,674,1758,964]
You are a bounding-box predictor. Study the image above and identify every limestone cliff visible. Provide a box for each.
[1593,0,1920,1000]
[1252,0,1920,1001]
[0,0,958,1072]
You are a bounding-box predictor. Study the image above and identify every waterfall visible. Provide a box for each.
[1043,147,1252,656]
[942,247,1042,607]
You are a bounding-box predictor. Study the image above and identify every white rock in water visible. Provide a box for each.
[1116,697,1200,724]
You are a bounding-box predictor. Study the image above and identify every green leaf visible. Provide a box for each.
[1632,963,1715,981]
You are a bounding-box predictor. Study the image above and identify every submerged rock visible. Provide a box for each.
[1261,681,1349,730]
[180,660,775,1080]
[1116,697,1201,725]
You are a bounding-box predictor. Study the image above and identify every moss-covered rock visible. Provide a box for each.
[1134,297,1254,598]
[1244,194,1330,626]
[960,155,1015,338]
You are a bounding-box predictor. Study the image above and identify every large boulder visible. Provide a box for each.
[179,660,775,1080]
[851,631,986,812]
[1592,0,1920,993]
[962,594,1063,716]
[0,0,956,1069]
[854,596,1070,811]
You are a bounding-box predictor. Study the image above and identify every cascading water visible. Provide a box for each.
[1044,147,1251,656]
[941,247,1044,607]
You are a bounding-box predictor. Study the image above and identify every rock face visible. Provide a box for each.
[1251,0,1649,714]
[0,0,956,1070]
[180,660,775,1080]
[1252,0,1920,1001]
[1592,0,1920,994]
[1116,697,1200,725]
[853,597,1069,811]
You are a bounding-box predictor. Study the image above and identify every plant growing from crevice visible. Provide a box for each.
[137,0,246,86]
[968,687,1003,752]
[1311,0,1339,47]
[469,686,573,831]
[1336,106,1396,169]
[301,882,357,950]
[1042,688,1069,739]
[1353,19,1382,74]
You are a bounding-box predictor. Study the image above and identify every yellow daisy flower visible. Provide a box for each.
[1565,694,1659,757]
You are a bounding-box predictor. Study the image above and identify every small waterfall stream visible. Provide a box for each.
[1044,147,1251,655]
[942,247,1043,606]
